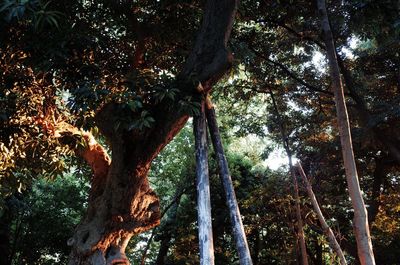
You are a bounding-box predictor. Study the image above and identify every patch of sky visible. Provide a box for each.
[229,134,297,171]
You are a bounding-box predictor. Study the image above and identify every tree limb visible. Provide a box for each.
[52,122,111,201]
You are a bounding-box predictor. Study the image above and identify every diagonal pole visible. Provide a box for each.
[205,97,253,265]
[297,162,347,265]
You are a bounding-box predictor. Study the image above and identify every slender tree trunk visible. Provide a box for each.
[368,159,385,225]
[265,17,400,166]
[205,98,253,265]
[250,229,260,265]
[269,89,309,265]
[139,183,187,265]
[336,56,400,166]
[297,162,347,265]
[315,237,323,265]
[289,155,309,265]
[154,206,177,265]
[194,101,215,265]
[154,184,186,265]
[317,1,375,264]
[154,237,170,265]
[139,230,156,265]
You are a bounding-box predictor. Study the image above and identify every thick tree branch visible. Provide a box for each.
[53,122,111,200]
[54,123,109,161]
[182,0,238,90]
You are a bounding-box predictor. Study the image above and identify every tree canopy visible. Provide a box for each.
[0,0,399,264]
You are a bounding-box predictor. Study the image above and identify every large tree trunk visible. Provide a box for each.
[317,1,375,264]
[65,1,238,264]
[297,163,347,265]
[205,98,253,265]
[194,101,215,265]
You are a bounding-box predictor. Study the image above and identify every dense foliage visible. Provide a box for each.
[0,0,399,264]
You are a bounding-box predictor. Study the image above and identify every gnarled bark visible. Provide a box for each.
[65,0,238,264]
[55,122,111,201]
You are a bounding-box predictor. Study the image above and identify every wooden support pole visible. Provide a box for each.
[194,101,215,265]
[297,162,348,265]
[317,1,375,264]
[205,98,253,265]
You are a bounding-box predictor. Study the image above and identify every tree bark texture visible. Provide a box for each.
[297,163,347,265]
[65,0,239,264]
[194,101,215,265]
[205,98,253,265]
[317,1,375,264]
[269,90,309,265]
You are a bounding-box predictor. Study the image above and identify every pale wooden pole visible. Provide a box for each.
[297,162,347,265]
[194,101,215,265]
[205,98,253,265]
[317,1,375,264]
